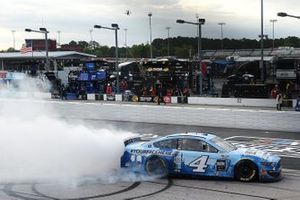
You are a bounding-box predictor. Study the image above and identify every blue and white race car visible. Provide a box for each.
[121,132,282,182]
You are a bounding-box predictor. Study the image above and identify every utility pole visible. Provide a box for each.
[89,29,94,49]
[11,30,16,50]
[260,0,265,82]
[57,30,61,47]
[124,28,128,59]
[166,27,171,56]
[148,12,153,58]
[218,22,226,49]
[270,19,278,50]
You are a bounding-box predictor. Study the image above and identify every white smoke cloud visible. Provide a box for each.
[0,75,134,183]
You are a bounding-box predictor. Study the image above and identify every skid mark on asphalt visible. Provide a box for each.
[3,184,47,200]
[124,179,173,200]
[225,136,300,159]
[1,180,173,200]
[31,182,141,200]
[161,181,276,200]
[3,172,300,200]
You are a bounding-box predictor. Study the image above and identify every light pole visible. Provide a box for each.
[11,30,16,50]
[218,22,226,49]
[270,19,277,50]
[94,24,120,94]
[89,29,94,50]
[260,0,265,83]
[57,30,61,47]
[177,18,205,95]
[124,28,128,59]
[148,12,153,58]
[25,27,50,71]
[278,12,300,19]
[166,27,171,56]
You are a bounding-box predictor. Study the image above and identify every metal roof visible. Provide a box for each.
[0,51,96,59]
[234,56,275,62]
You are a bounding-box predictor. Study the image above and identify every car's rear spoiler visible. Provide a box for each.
[124,134,158,146]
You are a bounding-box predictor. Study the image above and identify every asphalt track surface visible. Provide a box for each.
[1,169,300,200]
[2,101,300,200]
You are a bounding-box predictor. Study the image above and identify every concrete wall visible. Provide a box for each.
[188,97,297,108]
[5,92,297,132]
[53,101,300,132]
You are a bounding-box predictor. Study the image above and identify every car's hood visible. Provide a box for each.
[233,148,280,162]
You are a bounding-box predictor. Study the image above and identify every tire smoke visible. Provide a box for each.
[0,76,133,183]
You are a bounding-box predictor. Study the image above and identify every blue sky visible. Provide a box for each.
[0,0,299,50]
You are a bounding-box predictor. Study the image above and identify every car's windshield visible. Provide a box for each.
[210,136,237,152]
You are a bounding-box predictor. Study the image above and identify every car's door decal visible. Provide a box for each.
[189,155,209,172]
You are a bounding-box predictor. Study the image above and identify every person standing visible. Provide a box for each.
[156,84,162,105]
[295,96,300,111]
[149,85,156,98]
[155,79,161,105]
[276,93,283,111]
[106,83,113,95]
[271,84,279,99]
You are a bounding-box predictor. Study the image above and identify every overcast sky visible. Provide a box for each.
[0,0,299,50]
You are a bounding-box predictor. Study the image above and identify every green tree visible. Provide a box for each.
[78,41,89,48]
[69,40,77,45]
[284,36,300,47]
[6,47,16,52]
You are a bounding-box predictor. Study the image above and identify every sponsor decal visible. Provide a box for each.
[147,67,169,72]
[130,149,173,156]
[216,160,226,171]
[139,96,153,102]
[173,151,183,172]
[163,96,171,103]
[106,95,116,101]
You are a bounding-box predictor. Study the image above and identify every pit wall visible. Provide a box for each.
[54,101,300,133]
[27,93,300,132]
[87,94,297,108]
[187,97,298,108]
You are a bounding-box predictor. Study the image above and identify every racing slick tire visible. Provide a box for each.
[145,156,168,178]
[235,160,258,182]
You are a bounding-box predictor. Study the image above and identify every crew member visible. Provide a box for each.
[106,83,113,95]
[271,85,279,99]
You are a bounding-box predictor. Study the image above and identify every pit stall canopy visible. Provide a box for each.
[0,51,96,71]
[212,59,235,75]
[141,58,191,76]
[141,58,192,90]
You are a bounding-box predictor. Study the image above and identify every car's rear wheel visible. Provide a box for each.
[235,160,258,182]
[145,156,168,178]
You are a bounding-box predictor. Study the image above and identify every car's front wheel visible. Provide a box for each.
[145,156,168,178]
[235,160,258,182]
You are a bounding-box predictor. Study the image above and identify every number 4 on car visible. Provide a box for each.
[121,132,282,182]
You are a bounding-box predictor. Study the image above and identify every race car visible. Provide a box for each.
[121,132,282,182]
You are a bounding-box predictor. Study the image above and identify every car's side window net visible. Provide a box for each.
[153,139,177,149]
[178,139,218,153]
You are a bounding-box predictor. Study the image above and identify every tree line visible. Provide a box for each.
[79,36,300,58]
[3,36,300,58]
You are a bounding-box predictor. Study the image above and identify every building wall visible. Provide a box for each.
[60,44,83,52]
[25,39,57,51]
